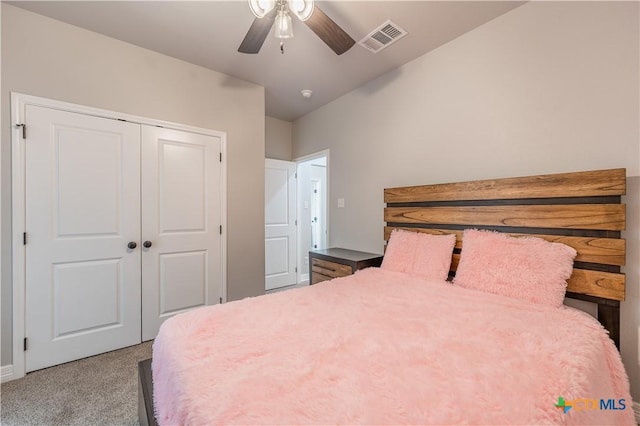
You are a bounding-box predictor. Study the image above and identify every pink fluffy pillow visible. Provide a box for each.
[453,229,577,307]
[381,229,456,281]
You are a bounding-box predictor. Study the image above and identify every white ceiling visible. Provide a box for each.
[10,1,525,121]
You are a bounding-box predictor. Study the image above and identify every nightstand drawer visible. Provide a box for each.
[312,258,353,279]
[311,271,333,285]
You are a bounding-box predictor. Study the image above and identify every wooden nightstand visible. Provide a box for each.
[309,248,383,285]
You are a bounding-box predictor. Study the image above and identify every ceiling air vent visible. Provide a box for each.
[358,20,408,53]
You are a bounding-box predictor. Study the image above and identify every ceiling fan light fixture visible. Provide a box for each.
[274,9,294,39]
[248,0,275,18]
[288,0,314,21]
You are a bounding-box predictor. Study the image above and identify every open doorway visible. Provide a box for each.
[296,151,329,284]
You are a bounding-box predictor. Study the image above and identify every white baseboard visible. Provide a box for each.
[1,364,15,383]
[633,401,640,425]
[300,273,309,284]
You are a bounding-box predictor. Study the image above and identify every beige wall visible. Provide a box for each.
[265,116,293,161]
[293,1,640,398]
[1,4,266,365]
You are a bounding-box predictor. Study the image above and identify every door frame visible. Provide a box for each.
[294,150,330,284]
[9,93,228,381]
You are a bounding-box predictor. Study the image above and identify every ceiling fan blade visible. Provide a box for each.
[238,9,277,54]
[304,6,355,55]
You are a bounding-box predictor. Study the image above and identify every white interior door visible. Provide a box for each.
[265,159,297,290]
[141,126,222,341]
[25,106,141,372]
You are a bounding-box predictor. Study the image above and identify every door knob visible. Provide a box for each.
[143,241,153,248]
[127,241,137,249]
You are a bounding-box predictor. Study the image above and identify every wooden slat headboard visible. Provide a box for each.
[384,168,626,347]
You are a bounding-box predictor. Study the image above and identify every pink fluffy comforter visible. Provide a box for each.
[152,268,634,425]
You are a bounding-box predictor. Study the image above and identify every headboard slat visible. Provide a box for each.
[567,269,625,301]
[384,168,626,203]
[384,204,625,231]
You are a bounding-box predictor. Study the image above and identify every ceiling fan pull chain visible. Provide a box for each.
[280,41,285,54]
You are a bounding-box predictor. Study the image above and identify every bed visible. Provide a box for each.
[140,168,634,425]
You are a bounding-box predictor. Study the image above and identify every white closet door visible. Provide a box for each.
[141,126,222,341]
[25,106,141,372]
[265,159,297,290]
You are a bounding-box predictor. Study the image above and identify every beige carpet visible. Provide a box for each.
[1,341,153,426]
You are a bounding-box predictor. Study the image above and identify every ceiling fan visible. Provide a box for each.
[238,0,356,55]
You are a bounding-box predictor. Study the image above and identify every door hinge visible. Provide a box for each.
[295,220,297,226]
[16,123,26,139]
[295,172,297,178]
[219,153,222,162]
[23,232,27,245]
[219,297,222,304]
[219,225,222,235]
[23,338,28,351]
[295,267,298,273]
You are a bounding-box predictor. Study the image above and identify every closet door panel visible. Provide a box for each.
[141,126,222,340]
[25,106,142,372]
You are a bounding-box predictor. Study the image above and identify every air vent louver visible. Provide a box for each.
[358,20,407,53]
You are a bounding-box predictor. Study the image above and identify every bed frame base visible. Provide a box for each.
[138,359,158,426]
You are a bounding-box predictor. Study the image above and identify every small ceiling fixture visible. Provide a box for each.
[274,8,293,39]
[301,89,313,99]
